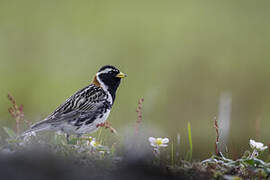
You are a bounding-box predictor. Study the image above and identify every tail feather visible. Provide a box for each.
[21,120,51,136]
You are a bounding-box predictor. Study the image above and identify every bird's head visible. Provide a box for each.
[92,65,127,92]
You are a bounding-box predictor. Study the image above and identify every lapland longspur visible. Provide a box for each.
[23,65,126,140]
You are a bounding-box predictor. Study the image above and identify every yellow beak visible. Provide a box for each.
[116,72,127,78]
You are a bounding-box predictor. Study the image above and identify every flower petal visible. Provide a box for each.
[159,144,168,147]
[148,137,156,144]
[256,142,264,148]
[249,139,256,149]
[162,138,169,144]
[260,146,268,151]
[150,143,157,147]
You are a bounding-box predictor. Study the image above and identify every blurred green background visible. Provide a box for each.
[1,0,270,159]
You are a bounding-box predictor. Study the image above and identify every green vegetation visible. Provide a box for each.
[1,96,270,179]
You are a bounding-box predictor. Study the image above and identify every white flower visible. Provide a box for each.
[249,139,268,151]
[88,139,100,149]
[148,137,169,148]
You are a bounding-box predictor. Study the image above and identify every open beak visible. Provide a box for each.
[116,72,127,78]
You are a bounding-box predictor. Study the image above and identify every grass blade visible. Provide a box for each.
[187,122,193,161]
[3,127,17,139]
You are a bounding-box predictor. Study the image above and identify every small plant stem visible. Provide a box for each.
[171,140,174,166]
[97,128,103,142]
[153,147,161,164]
[250,149,258,159]
[213,117,220,156]
[158,148,161,166]
[187,122,193,161]
[16,117,20,134]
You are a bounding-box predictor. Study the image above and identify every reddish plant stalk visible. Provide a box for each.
[135,98,144,135]
[96,122,118,135]
[7,93,26,134]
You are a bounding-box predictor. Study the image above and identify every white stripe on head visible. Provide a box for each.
[96,72,113,104]
[98,68,113,74]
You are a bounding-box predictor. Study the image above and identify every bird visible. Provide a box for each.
[22,65,127,141]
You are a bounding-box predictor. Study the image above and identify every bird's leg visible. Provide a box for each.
[73,134,82,144]
[66,134,70,144]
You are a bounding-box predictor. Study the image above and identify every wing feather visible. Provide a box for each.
[44,84,109,124]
